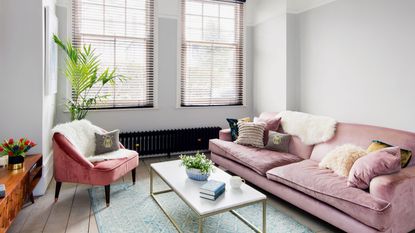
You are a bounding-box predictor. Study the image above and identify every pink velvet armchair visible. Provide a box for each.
[53,133,139,207]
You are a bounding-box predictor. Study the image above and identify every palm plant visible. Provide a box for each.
[53,35,125,120]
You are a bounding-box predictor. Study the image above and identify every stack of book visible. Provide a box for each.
[0,184,5,198]
[200,180,225,201]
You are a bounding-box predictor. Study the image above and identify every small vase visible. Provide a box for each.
[186,168,210,181]
[8,155,24,170]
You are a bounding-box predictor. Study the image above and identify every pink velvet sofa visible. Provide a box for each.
[209,112,415,233]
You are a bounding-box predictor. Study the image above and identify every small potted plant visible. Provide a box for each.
[180,152,214,181]
[0,138,36,170]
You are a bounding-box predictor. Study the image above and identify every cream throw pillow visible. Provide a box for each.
[319,144,367,177]
[235,121,266,148]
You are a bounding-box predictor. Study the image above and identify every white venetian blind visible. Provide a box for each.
[72,0,154,109]
[181,0,244,107]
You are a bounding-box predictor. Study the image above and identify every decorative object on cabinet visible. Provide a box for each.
[0,138,37,170]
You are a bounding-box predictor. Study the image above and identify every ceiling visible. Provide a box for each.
[287,0,337,14]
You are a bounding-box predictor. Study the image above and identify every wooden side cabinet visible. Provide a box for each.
[0,154,42,233]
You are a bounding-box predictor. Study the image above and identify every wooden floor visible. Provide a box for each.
[7,156,341,233]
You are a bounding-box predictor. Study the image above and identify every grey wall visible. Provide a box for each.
[0,0,56,195]
[0,0,44,153]
[286,13,300,111]
[298,0,415,131]
[55,3,254,131]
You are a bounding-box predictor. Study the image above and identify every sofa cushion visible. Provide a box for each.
[235,121,266,148]
[319,144,367,177]
[265,131,291,153]
[367,140,412,168]
[259,112,314,159]
[92,150,138,171]
[95,130,120,155]
[90,154,139,185]
[266,159,391,231]
[348,147,401,189]
[209,139,302,176]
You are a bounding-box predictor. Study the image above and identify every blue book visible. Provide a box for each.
[200,187,225,201]
[0,184,5,198]
[200,180,225,196]
[200,185,225,196]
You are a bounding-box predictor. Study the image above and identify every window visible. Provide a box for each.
[180,0,245,107]
[72,0,155,109]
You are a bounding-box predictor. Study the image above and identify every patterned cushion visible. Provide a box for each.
[265,131,291,153]
[235,121,266,148]
[367,140,412,168]
[226,117,251,141]
[95,130,120,155]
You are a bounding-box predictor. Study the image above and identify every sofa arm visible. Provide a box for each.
[53,133,94,169]
[219,129,233,141]
[370,166,415,202]
[370,166,415,232]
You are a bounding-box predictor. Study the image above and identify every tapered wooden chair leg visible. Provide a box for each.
[105,185,110,207]
[132,168,136,185]
[55,181,62,203]
[30,193,35,203]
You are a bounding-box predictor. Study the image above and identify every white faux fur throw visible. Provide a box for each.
[52,120,100,157]
[277,111,337,145]
[87,149,131,163]
[319,144,367,177]
[52,120,129,162]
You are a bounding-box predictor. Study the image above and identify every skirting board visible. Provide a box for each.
[33,151,53,196]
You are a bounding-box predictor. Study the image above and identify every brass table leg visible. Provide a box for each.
[150,166,266,233]
[263,200,267,233]
[198,217,203,233]
[150,167,153,195]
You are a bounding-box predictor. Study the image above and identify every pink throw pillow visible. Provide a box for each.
[347,147,401,189]
[254,116,281,146]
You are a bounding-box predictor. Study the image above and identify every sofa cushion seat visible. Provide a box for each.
[266,159,391,231]
[88,153,139,185]
[209,139,302,176]
[92,150,138,171]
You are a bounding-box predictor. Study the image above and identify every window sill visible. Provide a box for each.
[63,107,159,113]
[176,105,247,110]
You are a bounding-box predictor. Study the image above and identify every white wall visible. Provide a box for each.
[298,0,415,131]
[0,0,56,195]
[55,0,254,131]
[250,0,293,115]
[253,13,287,115]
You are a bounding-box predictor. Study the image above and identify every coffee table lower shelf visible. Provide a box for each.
[150,167,266,233]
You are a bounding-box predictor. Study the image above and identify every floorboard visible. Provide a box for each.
[66,184,91,233]
[42,183,77,233]
[19,181,57,233]
[8,156,344,233]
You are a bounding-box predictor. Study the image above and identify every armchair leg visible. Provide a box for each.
[55,181,62,203]
[105,185,110,207]
[30,193,35,203]
[132,168,136,185]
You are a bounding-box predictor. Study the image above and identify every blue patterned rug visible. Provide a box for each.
[89,176,312,233]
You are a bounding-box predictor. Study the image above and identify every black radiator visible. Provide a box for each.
[119,127,222,157]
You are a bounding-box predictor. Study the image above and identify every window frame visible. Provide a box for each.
[69,0,159,111]
[177,0,246,108]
